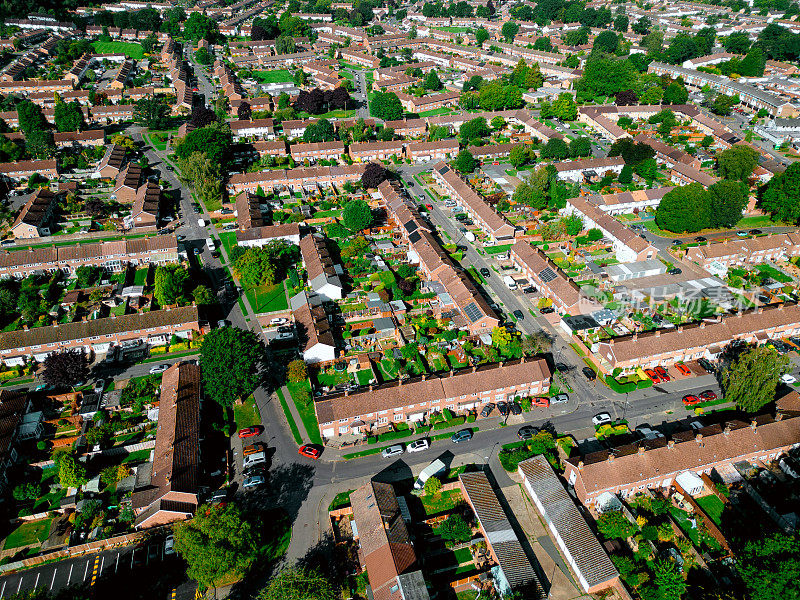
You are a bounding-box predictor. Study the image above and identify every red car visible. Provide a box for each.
[298,444,323,459]
[644,369,661,384]
[700,390,717,401]
[531,396,551,408]
[682,394,702,406]
[425,204,433,210]
[238,426,262,439]
[654,366,670,381]
[675,363,692,377]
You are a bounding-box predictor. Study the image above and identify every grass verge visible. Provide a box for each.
[276,389,303,444]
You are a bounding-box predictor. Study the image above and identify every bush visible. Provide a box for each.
[466,413,476,423]
[605,374,636,393]
[424,476,442,495]
[432,416,466,430]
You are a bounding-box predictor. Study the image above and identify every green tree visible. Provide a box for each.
[183,12,218,42]
[739,47,766,76]
[369,92,403,121]
[141,32,158,54]
[594,30,619,53]
[738,532,800,600]
[287,359,307,383]
[13,482,41,501]
[632,15,651,34]
[721,345,789,413]
[762,162,800,223]
[501,21,519,42]
[53,450,88,488]
[711,93,739,116]
[717,145,759,181]
[475,27,489,47]
[491,326,512,348]
[551,93,577,121]
[275,34,296,55]
[193,285,216,306]
[564,214,583,235]
[618,163,633,183]
[54,100,84,133]
[195,46,212,64]
[174,502,259,589]
[509,145,530,168]
[576,57,638,97]
[17,100,47,135]
[459,117,489,144]
[200,328,264,407]
[302,118,335,142]
[640,86,664,105]
[257,567,339,600]
[153,265,189,306]
[423,475,442,495]
[569,136,591,157]
[437,513,472,542]
[540,138,569,160]
[655,183,712,233]
[663,82,688,105]
[424,70,442,91]
[343,198,372,232]
[133,97,170,130]
[175,122,232,167]
[652,559,687,600]
[614,14,629,32]
[709,179,747,228]
[723,31,752,54]
[596,511,637,539]
[453,149,476,173]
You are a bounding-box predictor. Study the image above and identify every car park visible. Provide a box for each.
[381,444,405,458]
[509,401,521,415]
[298,444,322,459]
[243,443,262,456]
[675,363,692,376]
[451,429,473,443]
[408,438,430,453]
[592,413,612,426]
[238,426,262,439]
[517,425,539,440]
[149,364,170,374]
[480,402,496,417]
[682,394,702,406]
[582,367,596,381]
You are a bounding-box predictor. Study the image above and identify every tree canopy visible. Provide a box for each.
[655,183,712,233]
[361,162,388,189]
[133,97,170,130]
[43,349,88,389]
[717,145,759,181]
[257,567,340,600]
[453,149,476,174]
[721,345,789,413]
[761,162,800,224]
[343,199,373,232]
[738,532,800,600]
[153,265,189,306]
[369,92,403,121]
[199,328,264,407]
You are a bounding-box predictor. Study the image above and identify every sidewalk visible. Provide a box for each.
[279,384,312,443]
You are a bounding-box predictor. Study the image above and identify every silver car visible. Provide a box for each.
[381,444,405,458]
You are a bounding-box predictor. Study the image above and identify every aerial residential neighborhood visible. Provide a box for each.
[0,0,797,599]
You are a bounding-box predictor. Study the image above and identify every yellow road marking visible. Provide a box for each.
[89,556,100,587]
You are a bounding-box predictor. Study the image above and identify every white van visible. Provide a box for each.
[503,275,518,290]
[206,238,216,252]
[414,458,447,490]
[243,451,266,468]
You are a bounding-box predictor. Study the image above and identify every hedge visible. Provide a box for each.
[605,375,654,393]
[367,429,415,444]
[433,416,466,430]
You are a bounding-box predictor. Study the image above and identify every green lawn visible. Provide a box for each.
[233,395,261,430]
[432,25,472,32]
[276,389,303,444]
[736,215,785,228]
[297,109,355,119]
[420,489,464,516]
[669,506,721,551]
[253,69,294,83]
[288,380,322,445]
[696,494,725,526]
[123,448,152,464]
[755,263,792,283]
[418,107,456,117]
[133,268,148,286]
[92,41,144,59]
[355,369,373,385]
[4,518,52,550]
[245,282,288,314]
[219,231,238,258]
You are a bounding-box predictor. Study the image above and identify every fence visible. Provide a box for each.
[86,439,155,458]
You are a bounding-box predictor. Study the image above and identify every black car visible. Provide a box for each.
[555,363,569,372]
[513,309,524,321]
[540,306,555,314]
[749,229,763,235]
[497,401,509,416]
[509,401,522,416]
[668,268,682,275]
[695,236,707,242]
[480,402,496,418]
[522,286,537,294]
[517,425,539,440]
[582,366,597,381]
[672,240,682,246]
[698,358,715,373]
[479,267,491,278]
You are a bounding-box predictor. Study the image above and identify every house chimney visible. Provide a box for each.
[638,445,646,455]
[723,424,732,435]
[608,452,615,463]
[695,433,703,444]
[750,419,758,430]
[655,330,661,337]
[577,461,584,470]
[667,440,675,449]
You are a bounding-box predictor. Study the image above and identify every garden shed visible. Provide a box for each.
[675,471,705,497]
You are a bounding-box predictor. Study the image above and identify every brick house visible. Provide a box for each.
[113,163,142,203]
[685,233,800,269]
[315,357,551,440]
[0,159,58,182]
[348,140,404,162]
[404,139,459,161]
[131,362,201,528]
[10,188,58,239]
[290,141,345,163]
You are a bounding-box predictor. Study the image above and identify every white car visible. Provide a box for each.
[592,412,612,426]
[164,535,175,555]
[149,364,170,375]
[269,318,288,326]
[408,439,430,453]
[381,444,405,458]
[782,374,797,384]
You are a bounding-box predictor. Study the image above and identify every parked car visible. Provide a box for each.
[497,401,509,416]
[592,413,613,426]
[298,444,322,459]
[736,230,748,237]
[523,286,536,294]
[269,318,288,326]
[644,369,661,384]
[698,358,715,373]
[540,306,555,314]
[451,429,473,443]
[408,438,430,453]
[238,426,262,439]
[149,364,170,375]
[517,425,539,440]
[654,366,670,381]
[551,393,569,404]
[699,390,717,401]
[531,396,550,407]
[781,373,797,384]
[93,379,105,394]
[582,367,596,381]
[480,402,496,417]
[208,488,229,504]
[243,443,262,456]
[164,535,175,555]
[381,444,405,458]
[513,309,524,321]
[749,229,763,235]
[675,363,692,377]
[509,401,521,416]
[479,267,491,278]
[243,475,265,489]
[636,426,664,440]
[668,268,682,275]
[694,236,707,242]
[682,394,702,406]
